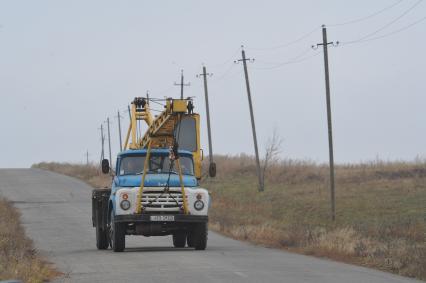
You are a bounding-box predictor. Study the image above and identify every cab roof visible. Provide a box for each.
[117,148,193,157]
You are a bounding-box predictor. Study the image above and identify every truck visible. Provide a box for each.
[92,97,212,252]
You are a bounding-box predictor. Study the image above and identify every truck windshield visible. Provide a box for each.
[119,155,194,176]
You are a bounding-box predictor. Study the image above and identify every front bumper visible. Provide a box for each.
[115,214,208,223]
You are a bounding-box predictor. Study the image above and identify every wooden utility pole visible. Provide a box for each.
[174,70,190,99]
[116,110,123,152]
[236,47,264,192]
[106,117,112,163]
[99,124,105,162]
[313,25,339,221]
[197,65,216,177]
[86,150,89,166]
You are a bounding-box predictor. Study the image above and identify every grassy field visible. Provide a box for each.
[0,198,58,283]
[206,156,426,280]
[33,157,426,280]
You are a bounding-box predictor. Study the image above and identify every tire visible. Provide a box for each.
[191,222,208,250]
[109,211,125,252]
[187,233,194,248]
[173,232,186,248]
[96,226,109,250]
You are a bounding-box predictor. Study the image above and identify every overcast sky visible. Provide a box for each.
[0,0,425,168]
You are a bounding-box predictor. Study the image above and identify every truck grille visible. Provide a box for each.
[141,187,184,213]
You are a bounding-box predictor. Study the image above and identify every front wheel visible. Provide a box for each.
[187,233,194,248]
[173,232,186,248]
[109,211,125,252]
[190,222,208,250]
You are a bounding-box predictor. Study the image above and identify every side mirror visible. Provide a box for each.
[101,159,110,174]
[209,162,216,178]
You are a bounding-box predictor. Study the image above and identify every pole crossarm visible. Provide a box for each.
[174,70,191,99]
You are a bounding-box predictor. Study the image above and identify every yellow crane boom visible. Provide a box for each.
[123,97,202,179]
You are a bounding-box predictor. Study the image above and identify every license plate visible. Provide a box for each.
[150,215,175,221]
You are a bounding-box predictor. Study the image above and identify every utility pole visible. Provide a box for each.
[86,150,89,166]
[116,110,123,152]
[99,124,105,162]
[197,65,216,177]
[236,47,263,192]
[106,117,112,164]
[313,25,339,221]
[127,105,131,121]
[174,70,190,99]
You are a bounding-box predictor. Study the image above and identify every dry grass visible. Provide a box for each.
[33,162,110,188]
[33,158,426,280]
[0,198,59,283]
[205,155,426,280]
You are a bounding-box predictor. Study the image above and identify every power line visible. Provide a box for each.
[211,69,243,85]
[342,0,424,44]
[247,26,322,51]
[341,15,426,45]
[255,47,312,66]
[253,50,321,70]
[208,48,241,68]
[239,1,421,52]
[327,0,404,27]
[147,97,169,101]
[150,108,164,113]
[149,99,166,107]
[152,86,175,96]
[212,63,236,81]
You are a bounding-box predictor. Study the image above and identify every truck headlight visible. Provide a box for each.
[194,200,204,211]
[120,200,131,210]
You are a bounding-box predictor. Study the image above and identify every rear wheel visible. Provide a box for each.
[96,226,109,250]
[109,211,125,252]
[173,232,186,248]
[187,233,194,248]
[95,207,109,250]
[191,222,208,250]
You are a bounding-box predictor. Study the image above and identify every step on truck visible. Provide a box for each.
[92,97,212,252]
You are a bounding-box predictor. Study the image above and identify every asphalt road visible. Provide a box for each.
[0,169,422,283]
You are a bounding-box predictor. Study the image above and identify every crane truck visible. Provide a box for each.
[92,97,211,252]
